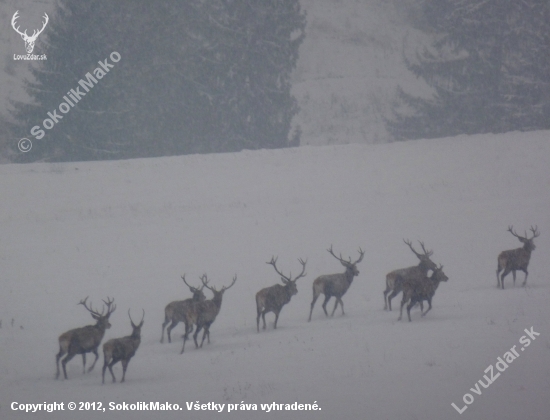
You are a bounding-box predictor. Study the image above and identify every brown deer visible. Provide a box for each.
[398,264,448,322]
[384,239,438,311]
[180,274,237,353]
[160,275,206,343]
[102,309,144,384]
[256,257,307,332]
[308,246,365,321]
[497,226,540,289]
[55,297,116,379]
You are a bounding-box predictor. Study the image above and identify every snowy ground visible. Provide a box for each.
[1,130,550,419]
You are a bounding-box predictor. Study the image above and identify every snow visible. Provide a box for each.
[1,130,549,419]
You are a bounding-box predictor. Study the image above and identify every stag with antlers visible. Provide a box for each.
[308,246,364,321]
[383,239,438,311]
[256,257,307,332]
[55,297,116,380]
[12,11,49,54]
[398,264,449,322]
[497,226,540,289]
[102,309,144,384]
[160,275,207,343]
[180,275,237,353]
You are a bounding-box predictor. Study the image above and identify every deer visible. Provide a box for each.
[256,257,307,332]
[55,297,116,380]
[497,226,540,289]
[160,275,207,343]
[384,239,438,311]
[308,246,365,322]
[102,309,144,384]
[11,11,49,54]
[180,274,237,353]
[398,264,448,322]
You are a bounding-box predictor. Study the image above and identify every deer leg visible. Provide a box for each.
[161,316,171,343]
[308,293,320,322]
[398,298,407,321]
[274,310,281,329]
[55,348,66,379]
[421,298,432,317]
[166,320,179,344]
[81,353,86,374]
[522,269,528,286]
[108,360,117,383]
[88,349,99,372]
[512,270,516,286]
[193,325,202,348]
[61,353,76,379]
[500,268,511,289]
[120,359,129,383]
[407,300,415,322]
[262,312,267,330]
[321,295,331,317]
[387,290,400,311]
[256,310,262,332]
[199,326,209,348]
[180,334,188,354]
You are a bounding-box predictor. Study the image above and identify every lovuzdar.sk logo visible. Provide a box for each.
[12,10,48,60]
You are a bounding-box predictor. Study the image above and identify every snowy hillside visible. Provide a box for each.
[1,131,549,419]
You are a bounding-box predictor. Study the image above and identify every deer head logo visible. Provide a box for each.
[12,11,49,54]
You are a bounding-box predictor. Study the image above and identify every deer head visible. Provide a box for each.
[12,11,49,54]
[403,239,437,271]
[201,274,237,300]
[327,245,365,276]
[507,225,540,251]
[267,256,307,295]
[78,296,116,329]
[181,274,207,301]
[128,309,145,336]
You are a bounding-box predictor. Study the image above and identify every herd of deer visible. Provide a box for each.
[54,225,539,383]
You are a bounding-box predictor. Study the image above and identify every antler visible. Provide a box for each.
[507,225,524,239]
[327,245,347,264]
[529,225,540,239]
[222,275,237,291]
[267,257,307,283]
[11,11,26,37]
[128,308,145,327]
[404,239,432,259]
[78,296,102,317]
[353,248,365,265]
[200,274,215,291]
[181,274,199,291]
[11,11,49,40]
[101,297,116,316]
[32,13,49,39]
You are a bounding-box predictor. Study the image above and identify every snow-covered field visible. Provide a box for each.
[1,131,550,419]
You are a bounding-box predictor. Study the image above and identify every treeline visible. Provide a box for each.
[389,0,550,140]
[10,0,305,162]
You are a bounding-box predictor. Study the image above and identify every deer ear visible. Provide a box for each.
[281,277,289,284]
[91,313,100,320]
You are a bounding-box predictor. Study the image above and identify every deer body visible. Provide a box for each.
[497,226,539,289]
[102,310,144,384]
[56,297,116,380]
[383,240,437,311]
[256,257,306,332]
[398,266,448,322]
[308,246,364,321]
[160,276,206,343]
[180,275,236,353]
